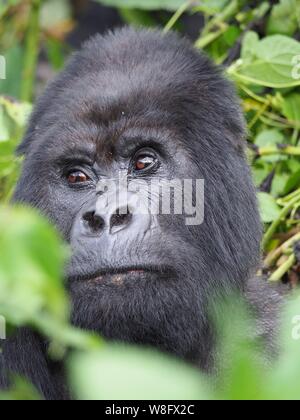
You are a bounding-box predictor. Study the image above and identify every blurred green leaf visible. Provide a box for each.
[0,45,23,98]
[70,344,211,400]
[46,38,66,71]
[215,300,267,400]
[264,294,300,400]
[230,35,300,88]
[258,192,281,223]
[0,96,31,201]
[0,206,69,327]
[40,0,72,30]
[0,105,10,142]
[0,96,32,127]
[282,169,300,196]
[271,172,290,197]
[194,0,230,14]
[267,0,300,36]
[252,162,272,187]
[241,31,259,61]
[95,0,186,11]
[281,93,300,128]
[255,129,286,163]
[119,8,158,27]
[0,0,22,18]
[0,378,41,401]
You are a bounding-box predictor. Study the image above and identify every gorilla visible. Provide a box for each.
[0,28,282,400]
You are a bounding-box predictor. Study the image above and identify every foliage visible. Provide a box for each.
[95,0,185,11]
[0,97,31,202]
[0,210,300,400]
[1,0,300,400]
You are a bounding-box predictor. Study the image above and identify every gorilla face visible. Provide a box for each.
[14,28,262,369]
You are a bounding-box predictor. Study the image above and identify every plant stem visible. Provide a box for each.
[262,193,300,250]
[248,102,269,130]
[164,1,192,33]
[292,128,300,145]
[201,0,238,36]
[269,254,296,282]
[264,231,300,268]
[21,0,41,102]
[240,84,268,104]
[195,24,228,49]
[195,0,238,49]
[257,145,300,157]
[278,188,300,205]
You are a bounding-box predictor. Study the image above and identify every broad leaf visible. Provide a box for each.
[281,93,300,128]
[70,345,210,400]
[267,0,300,36]
[95,0,186,11]
[230,35,300,88]
[257,192,281,223]
[255,129,286,163]
[0,206,69,327]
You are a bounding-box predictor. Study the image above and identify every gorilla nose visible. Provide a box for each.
[82,207,134,236]
[79,187,152,238]
[109,208,133,234]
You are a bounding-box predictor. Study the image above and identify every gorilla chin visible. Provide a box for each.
[69,267,209,367]
[0,27,283,400]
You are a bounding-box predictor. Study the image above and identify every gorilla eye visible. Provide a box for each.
[67,170,90,184]
[134,151,157,172]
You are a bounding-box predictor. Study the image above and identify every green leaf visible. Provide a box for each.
[0,96,32,127]
[46,39,67,71]
[194,0,230,14]
[0,45,23,98]
[215,300,267,400]
[252,162,272,187]
[282,169,300,196]
[0,378,41,401]
[41,0,72,30]
[119,8,157,27]
[0,206,69,327]
[230,35,300,88]
[281,93,300,128]
[257,192,281,223]
[70,345,210,400]
[267,0,300,36]
[95,0,185,11]
[271,172,290,197]
[255,129,286,163]
[0,105,10,142]
[0,0,22,18]
[264,294,300,400]
[241,31,259,61]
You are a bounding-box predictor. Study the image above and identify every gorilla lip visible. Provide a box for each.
[78,266,174,284]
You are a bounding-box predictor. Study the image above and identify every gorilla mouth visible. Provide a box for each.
[76,266,174,286]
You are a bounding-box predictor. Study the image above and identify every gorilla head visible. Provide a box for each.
[14,28,262,371]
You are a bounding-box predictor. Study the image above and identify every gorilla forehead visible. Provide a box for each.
[21,28,245,158]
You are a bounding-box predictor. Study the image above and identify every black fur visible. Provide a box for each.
[0,28,281,400]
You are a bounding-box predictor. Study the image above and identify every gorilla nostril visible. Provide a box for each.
[82,211,104,234]
[110,207,133,233]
